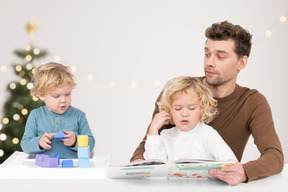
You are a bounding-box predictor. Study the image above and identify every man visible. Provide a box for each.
[130,21,284,186]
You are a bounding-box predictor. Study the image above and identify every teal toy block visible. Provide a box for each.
[54,130,66,139]
[78,158,90,168]
[54,154,60,165]
[62,160,74,168]
[77,146,90,158]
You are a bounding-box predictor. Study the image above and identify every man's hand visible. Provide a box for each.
[208,162,247,186]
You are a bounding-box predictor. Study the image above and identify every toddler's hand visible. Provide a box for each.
[39,133,57,150]
[62,130,76,147]
[148,111,171,135]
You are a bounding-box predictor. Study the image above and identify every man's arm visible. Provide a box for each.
[209,92,284,185]
[243,92,284,181]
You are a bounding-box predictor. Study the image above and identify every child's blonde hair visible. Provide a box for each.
[157,76,218,124]
[32,62,76,97]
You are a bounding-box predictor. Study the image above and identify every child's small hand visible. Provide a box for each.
[148,111,171,135]
[39,133,57,150]
[62,130,76,147]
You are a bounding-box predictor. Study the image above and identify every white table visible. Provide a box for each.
[0,151,287,192]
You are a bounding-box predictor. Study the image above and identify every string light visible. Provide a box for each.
[54,56,61,62]
[265,30,272,37]
[71,66,77,73]
[153,80,161,87]
[18,104,24,110]
[25,55,32,61]
[33,48,40,55]
[20,79,27,85]
[2,117,9,124]
[87,75,94,81]
[130,81,138,88]
[19,71,25,76]
[0,133,7,141]
[0,149,4,157]
[9,83,16,90]
[25,45,31,51]
[109,81,116,87]
[13,114,20,121]
[0,65,7,72]
[32,96,39,101]
[26,63,33,70]
[21,108,28,115]
[280,16,286,23]
[12,138,19,145]
[15,65,22,72]
[0,124,2,130]
[27,82,34,90]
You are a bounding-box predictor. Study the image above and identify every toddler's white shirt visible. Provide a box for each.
[144,122,237,163]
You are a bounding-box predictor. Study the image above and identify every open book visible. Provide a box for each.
[107,159,235,179]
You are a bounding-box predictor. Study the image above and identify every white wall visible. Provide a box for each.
[0,0,287,164]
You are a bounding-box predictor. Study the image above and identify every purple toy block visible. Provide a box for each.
[35,154,49,167]
[62,160,74,168]
[54,130,66,139]
[35,154,58,168]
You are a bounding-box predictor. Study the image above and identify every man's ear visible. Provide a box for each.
[237,56,248,71]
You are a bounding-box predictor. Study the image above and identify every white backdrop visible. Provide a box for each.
[0,0,287,164]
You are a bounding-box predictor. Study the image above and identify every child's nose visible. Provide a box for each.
[182,109,189,116]
[60,96,66,102]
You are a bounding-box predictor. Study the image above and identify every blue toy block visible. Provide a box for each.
[35,154,58,168]
[54,154,60,165]
[78,158,90,168]
[62,160,74,168]
[54,130,66,139]
[77,146,90,158]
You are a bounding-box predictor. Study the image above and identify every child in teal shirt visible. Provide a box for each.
[21,62,95,158]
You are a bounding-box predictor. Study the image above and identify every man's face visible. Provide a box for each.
[204,39,243,87]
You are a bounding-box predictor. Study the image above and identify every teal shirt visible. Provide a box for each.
[20,105,95,158]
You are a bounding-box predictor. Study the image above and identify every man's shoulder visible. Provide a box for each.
[236,85,266,101]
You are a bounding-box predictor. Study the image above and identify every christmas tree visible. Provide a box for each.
[0,21,48,164]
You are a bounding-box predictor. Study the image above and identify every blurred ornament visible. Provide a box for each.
[26,20,37,36]
[26,20,37,46]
